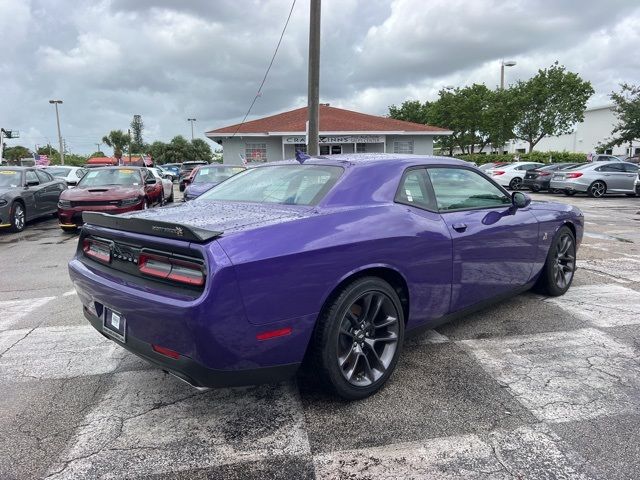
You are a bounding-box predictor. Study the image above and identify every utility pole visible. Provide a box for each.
[306,0,321,156]
[187,118,196,140]
[95,143,101,153]
[500,60,516,90]
[49,100,65,165]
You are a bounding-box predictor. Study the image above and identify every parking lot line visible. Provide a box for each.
[0,296,55,331]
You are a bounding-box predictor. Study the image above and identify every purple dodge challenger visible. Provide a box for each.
[69,154,583,399]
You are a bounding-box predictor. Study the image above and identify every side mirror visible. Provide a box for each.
[512,191,531,209]
[145,178,157,185]
[26,180,39,187]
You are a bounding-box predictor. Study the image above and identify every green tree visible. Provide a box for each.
[484,88,519,153]
[88,151,106,158]
[190,138,212,160]
[603,83,640,151]
[512,62,594,152]
[130,115,145,153]
[4,145,32,161]
[102,130,131,159]
[388,100,431,124]
[147,141,168,164]
[37,144,58,156]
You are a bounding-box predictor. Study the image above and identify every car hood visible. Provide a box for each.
[185,182,218,197]
[62,185,142,201]
[121,200,315,235]
[0,186,21,197]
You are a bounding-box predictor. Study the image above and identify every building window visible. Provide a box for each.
[516,148,526,154]
[393,141,414,154]
[356,143,366,153]
[294,144,307,154]
[605,148,613,155]
[245,143,267,162]
[319,145,342,155]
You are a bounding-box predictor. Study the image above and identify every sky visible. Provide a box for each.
[1,0,639,154]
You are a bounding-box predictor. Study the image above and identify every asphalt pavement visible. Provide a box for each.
[1,189,639,479]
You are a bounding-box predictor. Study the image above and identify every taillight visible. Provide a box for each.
[566,172,583,179]
[138,252,205,286]
[493,170,505,175]
[539,171,551,176]
[82,238,112,264]
[152,344,180,359]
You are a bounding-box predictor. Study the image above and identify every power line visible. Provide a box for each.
[230,0,297,139]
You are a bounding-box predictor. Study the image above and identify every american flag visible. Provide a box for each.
[34,154,50,166]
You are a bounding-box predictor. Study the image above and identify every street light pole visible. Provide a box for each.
[500,60,517,89]
[187,118,196,140]
[49,100,64,165]
[307,0,321,156]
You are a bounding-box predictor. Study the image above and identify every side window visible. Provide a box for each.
[623,163,639,173]
[395,168,435,211]
[597,164,624,172]
[145,170,155,182]
[427,167,511,211]
[36,170,52,183]
[26,170,39,185]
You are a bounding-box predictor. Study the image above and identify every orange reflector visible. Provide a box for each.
[152,344,180,359]
[256,327,292,341]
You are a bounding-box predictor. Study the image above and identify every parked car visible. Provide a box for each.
[43,166,87,187]
[588,154,623,162]
[58,167,164,231]
[486,162,545,190]
[178,161,209,189]
[0,166,67,232]
[522,163,583,192]
[156,165,179,182]
[179,166,200,192]
[549,161,639,197]
[69,154,583,400]
[147,167,174,203]
[183,165,245,201]
[624,155,640,165]
[478,162,510,172]
[635,170,640,195]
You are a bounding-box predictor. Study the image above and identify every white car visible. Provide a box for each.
[43,166,87,187]
[147,167,174,203]
[486,162,545,190]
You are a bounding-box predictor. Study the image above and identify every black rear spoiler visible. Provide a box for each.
[82,212,222,243]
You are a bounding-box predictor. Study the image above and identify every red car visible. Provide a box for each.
[58,167,163,231]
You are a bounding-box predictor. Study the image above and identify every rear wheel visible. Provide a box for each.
[563,190,576,196]
[167,187,174,203]
[587,181,606,198]
[534,226,576,296]
[9,201,26,232]
[509,177,523,190]
[625,193,636,197]
[530,185,541,192]
[310,277,404,400]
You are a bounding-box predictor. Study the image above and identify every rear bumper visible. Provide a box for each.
[523,177,551,190]
[549,180,588,192]
[83,307,300,388]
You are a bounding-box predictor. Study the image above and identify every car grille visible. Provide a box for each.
[71,200,121,207]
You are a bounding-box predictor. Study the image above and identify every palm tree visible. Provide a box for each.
[102,130,131,160]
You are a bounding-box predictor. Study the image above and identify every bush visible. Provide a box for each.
[455,151,587,165]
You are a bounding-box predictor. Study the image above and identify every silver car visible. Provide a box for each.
[549,161,639,198]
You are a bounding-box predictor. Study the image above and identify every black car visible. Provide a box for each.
[523,163,583,192]
[179,161,209,191]
[0,166,67,232]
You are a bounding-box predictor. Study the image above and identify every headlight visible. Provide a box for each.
[0,199,7,206]
[58,199,71,208]
[120,197,142,206]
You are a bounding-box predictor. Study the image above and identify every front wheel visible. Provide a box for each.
[534,226,576,296]
[310,277,404,400]
[9,202,26,232]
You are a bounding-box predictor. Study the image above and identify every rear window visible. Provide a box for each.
[46,167,71,176]
[193,166,244,184]
[78,168,142,187]
[199,165,343,206]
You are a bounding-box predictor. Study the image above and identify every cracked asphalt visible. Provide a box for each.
[1,191,639,479]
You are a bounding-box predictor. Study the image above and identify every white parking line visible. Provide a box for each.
[47,371,311,479]
[314,425,590,479]
[62,290,76,297]
[0,325,127,381]
[578,258,640,283]
[461,329,640,423]
[0,296,55,331]
[546,284,640,327]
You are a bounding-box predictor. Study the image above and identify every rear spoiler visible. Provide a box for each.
[82,212,222,243]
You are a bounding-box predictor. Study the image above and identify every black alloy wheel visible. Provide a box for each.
[310,277,404,400]
[9,202,26,232]
[535,226,576,296]
[509,177,523,190]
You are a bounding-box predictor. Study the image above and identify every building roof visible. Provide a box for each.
[206,105,451,136]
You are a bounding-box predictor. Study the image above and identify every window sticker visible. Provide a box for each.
[405,189,413,202]
[200,168,210,175]
[120,169,135,174]
[0,171,16,174]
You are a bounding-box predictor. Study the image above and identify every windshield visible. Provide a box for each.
[0,170,22,187]
[77,168,142,187]
[193,166,244,184]
[199,165,343,205]
[45,167,71,177]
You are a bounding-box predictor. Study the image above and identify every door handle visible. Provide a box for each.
[452,223,467,232]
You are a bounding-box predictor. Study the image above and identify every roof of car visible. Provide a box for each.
[258,153,470,168]
[0,166,33,171]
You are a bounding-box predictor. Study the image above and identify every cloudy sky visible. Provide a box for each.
[1,0,639,154]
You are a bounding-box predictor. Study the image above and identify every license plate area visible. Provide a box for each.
[103,307,126,342]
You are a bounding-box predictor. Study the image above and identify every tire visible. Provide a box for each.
[530,185,541,193]
[60,226,78,233]
[563,190,576,196]
[587,181,606,198]
[9,201,26,233]
[509,177,523,190]
[309,277,405,400]
[167,188,174,203]
[143,199,149,210]
[625,193,636,197]
[534,226,576,296]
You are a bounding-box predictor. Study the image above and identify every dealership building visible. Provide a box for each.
[206,104,452,164]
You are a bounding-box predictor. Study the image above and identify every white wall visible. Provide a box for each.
[385,135,433,155]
